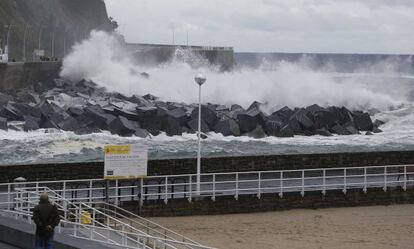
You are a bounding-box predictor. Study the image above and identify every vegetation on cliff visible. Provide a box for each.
[0,0,117,60]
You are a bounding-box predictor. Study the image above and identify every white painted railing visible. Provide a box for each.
[0,165,413,209]
[4,186,213,249]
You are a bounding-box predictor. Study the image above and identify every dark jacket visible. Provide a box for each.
[32,200,61,238]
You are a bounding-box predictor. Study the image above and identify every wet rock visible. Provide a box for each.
[108,116,139,137]
[314,128,332,137]
[8,121,25,131]
[331,124,351,135]
[247,101,263,111]
[58,116,80,131]
[272,106,294,123]
[10,103,42,119]
[345,125,360,135]
[135,107,167,135]
[1,103,22,121]
[373,127,383,133]
[187,118,209,133]
[313,109,339,130]
[113,108,140,121]
[339,107,355,125]
[84,105,110,129]
[168,108,190,126]
[237,112,259,133]
[231,104,244,111]
[38,101,62,119]
[279,124,295,137]
[0,117,7,130]
[353,111,373,131]
[373,119,385,128]
[213,118,240,136]
[264,120,282,136]
[135,128,151,138]
[67,107,84,117]
[40,119,59,129]
[191,105,218,129]
[0,93,13,105]
[164,115,183,136]
[290,109,314,130]
[245,125,266,139]
[306,104,325,115]
[23,115,40,131]
[74,127,101,135]
[143,94,158,101]
[216,105,229,112]
[16,91,40,104]
[288,118,303,134]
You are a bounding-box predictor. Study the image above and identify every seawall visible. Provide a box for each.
[0,62,62,93]
[1,150,414,183]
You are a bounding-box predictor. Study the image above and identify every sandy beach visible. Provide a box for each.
[151,204,414,249]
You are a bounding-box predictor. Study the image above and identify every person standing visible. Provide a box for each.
[32,193,61,249]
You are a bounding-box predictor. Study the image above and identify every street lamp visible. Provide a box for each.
[23,24,30,61]
[194,73,206,196]
[5,24,15,60]
[38,26,43,50]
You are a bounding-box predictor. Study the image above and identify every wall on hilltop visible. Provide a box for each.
[0,0,116,61]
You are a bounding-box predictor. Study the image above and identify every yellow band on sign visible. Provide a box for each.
[105,145,131,155]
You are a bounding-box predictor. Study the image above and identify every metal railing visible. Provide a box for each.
[0,164,413,209]
[95,202,201,246]
[3,186,214,249]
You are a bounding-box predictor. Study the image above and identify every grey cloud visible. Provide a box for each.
[104,0,414,53]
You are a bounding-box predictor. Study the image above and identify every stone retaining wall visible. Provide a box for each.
[122,187,414,217]
[1,150,414,183]
[0,62,61,93]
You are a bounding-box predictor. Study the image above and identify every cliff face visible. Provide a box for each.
[0,0,116,60]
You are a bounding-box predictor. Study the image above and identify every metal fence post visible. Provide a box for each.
[257,172,261,199]
[301,170,305,197]
[279,171,283,198]
[212,174,216,202]
[363,167,367,193]
[115,179,119,206]
[7,184,11,210]
[164,176,168,204]
[404,165,407,191]
[89,180,93,204]
[188,175,192,203]
[139,178,144,207]
[105,180,110,204]
[322,169,326,196]
[235,173,239,200]
[343,168,347,194]
[383,166,387,192]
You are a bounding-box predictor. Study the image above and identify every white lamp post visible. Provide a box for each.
[23,24,30,62]
[194,73,206,196]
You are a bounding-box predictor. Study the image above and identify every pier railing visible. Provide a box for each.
[0,165,413,208]
[0,186,213,249]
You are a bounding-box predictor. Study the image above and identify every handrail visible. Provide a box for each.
[1,164,413,209]
[6,187,214,249]
[94,202,201,246]
[1,164,412,186]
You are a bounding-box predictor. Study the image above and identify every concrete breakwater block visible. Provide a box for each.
[0,77,383,138]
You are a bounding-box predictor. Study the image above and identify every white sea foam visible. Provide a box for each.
[1,103,414,165]
[61,31,410,112]
[3,31,413,165]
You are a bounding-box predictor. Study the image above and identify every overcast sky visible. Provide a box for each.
[104,0,414,54]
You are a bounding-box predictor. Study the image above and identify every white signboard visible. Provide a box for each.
[104,145,148,180]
